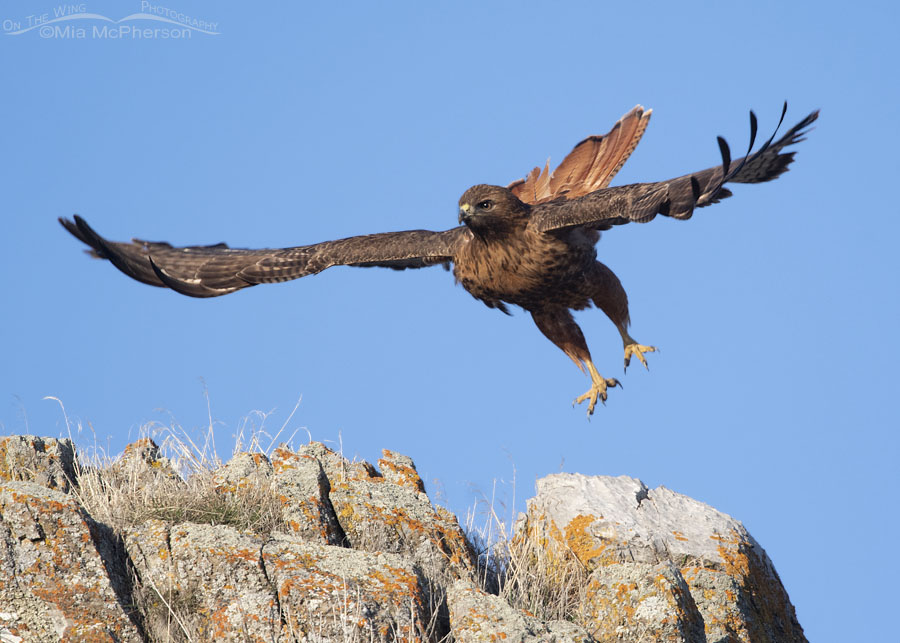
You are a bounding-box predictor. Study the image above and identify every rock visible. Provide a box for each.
[124,520,283,642]
[0,481,142,641]
[212,451,273,494]
[262,533,435,640]
[294,442,476,582]
[124,520,441,642]
[448,579,596,642]
[114,437,181,483]
[583,560,705,642]
[269,446,347,545]
[519,473,807,643]
[0,436,76,492]
[0,435,808,643]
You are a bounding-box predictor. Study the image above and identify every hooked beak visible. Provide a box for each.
[458,203,472,224]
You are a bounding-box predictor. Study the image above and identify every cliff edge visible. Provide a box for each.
[0,435,805,642]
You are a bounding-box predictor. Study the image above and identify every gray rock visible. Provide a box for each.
[448,579,596,642]
[114,437,181,483]
[583,560,705,642]
[0,436,76,492]
[0,481,142,641]
[521,473,806,643]
[270,445,347,545]
[212,451,274,492]
[124,520,283,642]
[298,443,476,582]
[262,533,433,640]
[0,435,808,643]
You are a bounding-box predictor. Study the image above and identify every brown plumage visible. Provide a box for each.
[508,105,652,204]
[60,104,818,415]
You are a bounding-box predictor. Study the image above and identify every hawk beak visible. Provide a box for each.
[458,203,472,224]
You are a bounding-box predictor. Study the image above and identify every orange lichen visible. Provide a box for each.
[717,541,750,578]
[562,513,606,568]
[378,450,426,492]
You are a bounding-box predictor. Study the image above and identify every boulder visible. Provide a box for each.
[0,436,76,492]
[263,533,434,640]
[268,446,347,545]
[448,579,596,642]
[293,443,476,582]
[0,481,142,641]
[0,435,808,643]
[519,473,806,643]
[124,520,282,642]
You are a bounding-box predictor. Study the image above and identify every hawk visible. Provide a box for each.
[60,104,818,415]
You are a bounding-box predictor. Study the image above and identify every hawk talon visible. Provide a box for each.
[575,377,621,416]
[624,343,657,372]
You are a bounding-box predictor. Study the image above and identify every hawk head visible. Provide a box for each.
[458,185,531,235]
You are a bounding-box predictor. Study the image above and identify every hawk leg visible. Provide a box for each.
[531,308,620,416]
[590,261,657,371]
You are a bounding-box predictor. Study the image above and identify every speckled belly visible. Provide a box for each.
[453,229,597,311]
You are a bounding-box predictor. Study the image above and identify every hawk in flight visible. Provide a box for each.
[61,104,818,415]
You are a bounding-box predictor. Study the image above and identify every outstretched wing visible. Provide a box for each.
[529,105,819,233]
[60,215,469,298]
[509,105,652,204]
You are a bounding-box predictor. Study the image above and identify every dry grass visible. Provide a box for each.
[71,422,285,538]
[464,479,592,626]
[48,401,454,642]
[40,397,589,641]
[61,413,294,642]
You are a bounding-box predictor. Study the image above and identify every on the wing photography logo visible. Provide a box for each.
[3,2,220,39]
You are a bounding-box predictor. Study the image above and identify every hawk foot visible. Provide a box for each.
[624,342,657,371]
[574,377,621,416]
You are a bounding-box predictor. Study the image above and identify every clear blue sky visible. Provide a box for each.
[2,1,897,640]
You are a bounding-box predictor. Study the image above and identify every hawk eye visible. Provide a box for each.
[477,199,494,210]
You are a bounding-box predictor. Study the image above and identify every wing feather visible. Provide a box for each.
[509,105,652,204]
[529,107,818,233]
[60,215,469,298]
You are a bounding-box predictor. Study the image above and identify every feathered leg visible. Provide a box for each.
[589,262,657,371]
[531,308,620,416]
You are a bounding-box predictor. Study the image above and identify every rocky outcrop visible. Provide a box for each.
[0,435,806,642]
[518,474,807,643]
[447,580,597,642]
[0,436,76,493]
[0,481,142,641]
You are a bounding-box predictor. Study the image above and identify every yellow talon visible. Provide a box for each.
[624,342,657,371]
[575,360,621,416]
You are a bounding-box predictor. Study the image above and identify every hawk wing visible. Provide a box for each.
[59,215,469,298]
[529,105,819,233]
[509,105,652,205]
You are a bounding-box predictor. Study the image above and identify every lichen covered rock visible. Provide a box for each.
[0,481,142,641]
[124,520,283,642]
[0,436,76,492]
[269,446,347,545]
[583,560,704,642]
[448,579,596,642]
[263,533,433,640]
[0,436,807,643]
[297,443,476,582]
[519,473,806,643]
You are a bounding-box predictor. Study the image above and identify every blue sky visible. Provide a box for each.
[2,1,897,639]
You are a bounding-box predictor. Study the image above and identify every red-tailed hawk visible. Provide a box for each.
[61,104,818,415]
